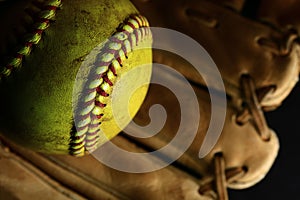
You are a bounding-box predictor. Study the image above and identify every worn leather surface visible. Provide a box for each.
[130,0,298,196]
[130,0,300,110]
[0,134,211,200]
[257,0,300,32]
[133,66,279,190]
[0,66,280,199]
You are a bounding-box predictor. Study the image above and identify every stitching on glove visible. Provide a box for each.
[198,153,248,199]
[236,75,271,141]
[256,28,299,56]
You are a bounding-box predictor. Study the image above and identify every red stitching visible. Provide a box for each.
[96,114,104,119]
[46,5,59,11]
[70,14,152,156]
[109,64,117,76]
[95,101,106,108]
[96,87,109,97]
[0,0,62,81]
[103,75,113,86]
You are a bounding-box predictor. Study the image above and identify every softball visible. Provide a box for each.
[0,0,152,156]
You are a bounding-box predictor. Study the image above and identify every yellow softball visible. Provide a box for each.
[0,0,152,156]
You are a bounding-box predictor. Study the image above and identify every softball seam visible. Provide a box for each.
[70,14,152,156]
[0,0,62,80]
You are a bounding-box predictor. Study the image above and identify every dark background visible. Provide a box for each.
[229,81,300,199]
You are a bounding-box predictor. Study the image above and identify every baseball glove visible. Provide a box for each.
[130,0,300,198]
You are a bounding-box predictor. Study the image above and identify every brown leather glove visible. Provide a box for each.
[130,0,299,198]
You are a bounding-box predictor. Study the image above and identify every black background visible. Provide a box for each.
[229,81,300,199]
